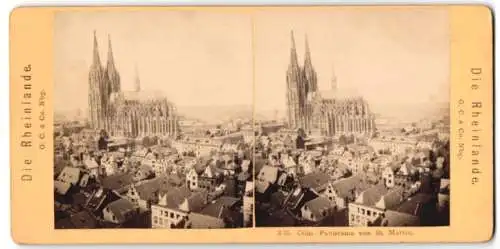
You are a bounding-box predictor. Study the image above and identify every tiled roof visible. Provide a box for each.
[58,166,81,184]
[186,190,208,212]
[200,196,240,218]
[329,175,363,199]
[84,158,99,169]
[299,172,331,192]
[357,184,389,206]
[100,173,134,192]
[54,180,71,195]
[377,187,404,209]
[165,186,191,209]
[257,165,279,184]
[105,198,136,224]
[134,176,172,201]
[391,193,434,215]
[304,196,335,219]
[381,210,419,226]
[255,179,271,194]
[187,212,225,229]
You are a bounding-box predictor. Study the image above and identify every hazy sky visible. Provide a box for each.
[54,11,253,112]
[254,8,450,118]
[54,8,450,121]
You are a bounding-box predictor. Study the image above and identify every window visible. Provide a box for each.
[367,210,371,216]
[153,217,158,224]
[170,212,174,218]
[159,218,163,225]
[361,209,365,215]
[165,211,169,217]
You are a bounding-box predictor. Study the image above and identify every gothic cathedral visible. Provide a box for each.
[88,31,179,138]
[285,31,376,137]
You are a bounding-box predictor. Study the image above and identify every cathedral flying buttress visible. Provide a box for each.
[285,30,376,137]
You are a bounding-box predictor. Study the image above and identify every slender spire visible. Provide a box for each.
[106,34,121,93]
[303,33,317,92]
[107,34,115,68]
[92,30,101,68]
[134,63,141,92]
[304,34,311,65]
[289,30,299,67]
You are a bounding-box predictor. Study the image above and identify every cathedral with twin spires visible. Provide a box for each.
[88,31,179,138]
[286,31,376,137]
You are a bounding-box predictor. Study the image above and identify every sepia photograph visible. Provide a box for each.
[9,5,494,244]
[253,9,451,227]
[53,11,254,229]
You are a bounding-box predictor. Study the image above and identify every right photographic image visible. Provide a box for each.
[253,8,451,227]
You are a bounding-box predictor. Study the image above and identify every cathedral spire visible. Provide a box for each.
[134,63,141,92]
[106,34,115,69]
[106,34,121,93]
[92,30,101,68]
[304,34,312,66]
[289,30,299,68]
[303,33,317,93]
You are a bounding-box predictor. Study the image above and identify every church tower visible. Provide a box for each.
[88,31,106,130]
[105,34,121,94]
[286,30,306,129]
[303,34,318,94]
[302,34,318,132]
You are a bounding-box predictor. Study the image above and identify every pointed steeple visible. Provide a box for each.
[92,30,102,68]
[289,30,299,68]
[105,34,121,93]
[303,33,317,92]
[134,63,141,92]
[106,34,115,70]
[304,34,312,66]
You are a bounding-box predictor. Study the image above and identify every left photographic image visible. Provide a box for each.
[53,11,254,229]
